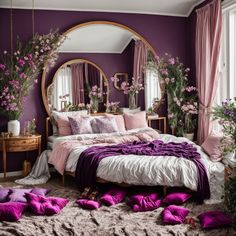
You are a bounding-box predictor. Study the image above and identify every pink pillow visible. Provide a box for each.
[0,188,10,202]
[198,211,232,229]
[201,134,223,161]
[0,202,28,222]
[25,193,69,216]
[76,199,100,210]
[57,116,72,136]
[124,111,148,130]
[8,189,32,203]
[162,205,190,225]
[105,114,126,132]
[163,192,192,205]
[68,116,93,134]
[94,117,119,133]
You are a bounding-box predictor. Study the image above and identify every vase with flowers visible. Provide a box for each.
[0,29,65,136]
[121,77,144,110]
[89,85,103,113]
[105,101,120,113]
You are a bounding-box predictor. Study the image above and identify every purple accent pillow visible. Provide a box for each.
[94,117,119,133]
[76,199,100,210]
[128,193,161,212]
[8,189,32,203]
[163,192,192,205]
[0,202,28,221]
[31,188,51,196]
[0,188,10,202]
[68,116,93,134]
[162,205,190,225]
[100,188,127,206]
[198,211,233,229]
[25,193,69,216]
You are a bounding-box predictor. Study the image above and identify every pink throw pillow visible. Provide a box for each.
[124,111,148,130]
[163,192,192,205]
[94,117,119,133]
[68,116,93,134]
[57,116,72,136]
[105,114,126,132]
[201,134,223,161]
[0,188,10,202]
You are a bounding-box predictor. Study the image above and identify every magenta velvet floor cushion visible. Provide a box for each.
[0,188,10,202]
[76,199,100,210]
[128,193,162,212]
[162,205,190,225]
[100,188,127,206]
[25,193,69,216]
[0,202,28,222]
[198,211,233,229]
[163,192,192,205]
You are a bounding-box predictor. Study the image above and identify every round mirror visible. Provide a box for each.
[47,59,108,113]
[42,21,164,115]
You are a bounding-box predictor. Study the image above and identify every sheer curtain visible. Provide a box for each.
[53,66,72,110]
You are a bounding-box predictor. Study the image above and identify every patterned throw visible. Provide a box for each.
[75,140,210,202]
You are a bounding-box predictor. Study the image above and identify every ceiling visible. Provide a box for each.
[0,0,205,17]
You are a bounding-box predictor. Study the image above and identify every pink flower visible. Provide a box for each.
[18,59,25,67]
[168,58,175,65]
[0,64,5,70]
[20,73,26,79]
[165,78,170,84]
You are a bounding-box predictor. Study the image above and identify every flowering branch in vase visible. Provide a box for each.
[0,29,66,120]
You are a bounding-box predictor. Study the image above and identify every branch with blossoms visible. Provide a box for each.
[0,29,66,120]
[89,85,103,101]
[121,77,144,95]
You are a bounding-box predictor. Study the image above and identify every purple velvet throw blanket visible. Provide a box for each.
[75,140,210,202]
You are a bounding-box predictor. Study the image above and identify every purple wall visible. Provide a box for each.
[0,8,188,172]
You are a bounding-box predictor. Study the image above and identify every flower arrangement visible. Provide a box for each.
[105,101,120,113]
[157,53,198,136]
[89,85,103,113]
[0,29,66,120]
[65,102,89,112]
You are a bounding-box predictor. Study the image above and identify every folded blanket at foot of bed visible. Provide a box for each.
[75,140,210,203]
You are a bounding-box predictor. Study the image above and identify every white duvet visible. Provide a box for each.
[61,129,225,202]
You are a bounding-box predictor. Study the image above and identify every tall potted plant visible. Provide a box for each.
[0,30,65,136]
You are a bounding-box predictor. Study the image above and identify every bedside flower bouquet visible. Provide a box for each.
[89,85,103,113]
[105,101,120,113]
[0,29,66,120]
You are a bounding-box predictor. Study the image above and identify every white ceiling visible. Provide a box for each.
[0,0,205,17]
[59,24,135,53]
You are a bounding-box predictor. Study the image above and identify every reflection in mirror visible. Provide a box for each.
[113,73,128,91]
[47,59,108,113]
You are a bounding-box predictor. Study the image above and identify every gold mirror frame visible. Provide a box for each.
[47,58,109,113]
[41,21,164,116]
[113,73,128,91]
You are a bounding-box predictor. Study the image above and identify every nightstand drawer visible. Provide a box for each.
[8,138,38,146]
[7,144,38,152]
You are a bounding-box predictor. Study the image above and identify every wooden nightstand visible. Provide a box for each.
[0,134,41,178]
[147,115,167,134]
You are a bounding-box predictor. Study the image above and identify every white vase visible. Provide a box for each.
[8,120,20,136]
[183,133,194,141]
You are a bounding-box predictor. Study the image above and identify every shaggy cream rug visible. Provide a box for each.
[0,176,235,236]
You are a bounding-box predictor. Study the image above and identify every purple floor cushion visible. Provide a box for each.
[25,193,69,216]
[8,189,32,203]
[76,199,100,210]
[100,188,127,206]
[0,188,10,202]
[0,202,28,222]
[31,188,51,196]
[198,211,233,229]
[128,193,161,212]
[163,192,192,205]
[162,205,190,225]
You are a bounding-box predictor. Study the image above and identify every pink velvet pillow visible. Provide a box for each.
[124,111,148,130]
[198,211,232,229]
[57,116,72,136]
[163,192,192,205]
[8,189,32,203]
[105,114,126,132]
[201,134,223,161]
[0,202,28,221]
[162,205,190,225]
[94,117,119,133]
[68,116,93,134]
[25,193,69,216]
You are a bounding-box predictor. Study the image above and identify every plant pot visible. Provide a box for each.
[8,120,20,136]
[183,133,194,141]
[129,93,137,110]
[91,99,99,113]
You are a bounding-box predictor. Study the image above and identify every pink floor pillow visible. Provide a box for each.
[76,199,100,210]
[162,205,190,225]
[0,188,10,202]
[0,202,28,222]
[25,193,69,216]
[198,211,233,229]
[163,192,192,205]
[100,188,127,206]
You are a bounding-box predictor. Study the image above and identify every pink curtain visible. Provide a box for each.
[71,63,85,104]
[196,0,222,144]
[133,40,147,82]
